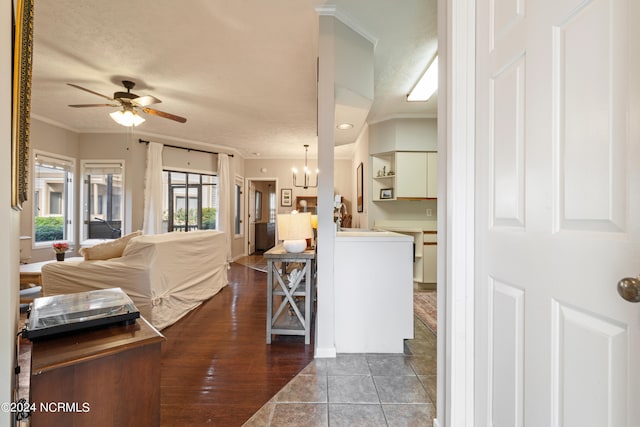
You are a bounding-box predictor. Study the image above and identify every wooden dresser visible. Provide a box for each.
[29,317,164,426]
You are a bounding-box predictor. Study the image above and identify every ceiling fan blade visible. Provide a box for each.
[142,107,187,123]
[67,83,115,102]
[131,95,161,107]
[69,103,119,108]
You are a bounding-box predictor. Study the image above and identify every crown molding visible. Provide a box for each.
[31,114,81,133]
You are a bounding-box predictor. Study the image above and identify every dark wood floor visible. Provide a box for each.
[159,262,315,426]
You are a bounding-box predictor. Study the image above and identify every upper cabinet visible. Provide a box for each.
[372,151,437,201]
[369,118,438,202]
[396,152,428,199]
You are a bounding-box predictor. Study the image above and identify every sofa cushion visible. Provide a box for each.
[80,230,142,260]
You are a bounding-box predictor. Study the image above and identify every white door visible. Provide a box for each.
[475,0,640,426]
[248,181,256,254]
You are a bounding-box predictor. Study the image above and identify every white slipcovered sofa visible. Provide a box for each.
[41,230,228,330]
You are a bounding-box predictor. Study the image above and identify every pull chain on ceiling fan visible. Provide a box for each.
[67,80,187,127]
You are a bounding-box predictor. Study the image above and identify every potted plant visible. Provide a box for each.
[52,241,69,261]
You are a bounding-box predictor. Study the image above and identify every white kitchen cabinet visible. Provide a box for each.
[427,152,438,198]
[371,151,437,201]
[395,152,427,199]
[374,220,437,286]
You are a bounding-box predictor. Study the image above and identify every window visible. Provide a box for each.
[269,191,276,223]
[163,171,218,232]
[33,152,74,245]
[81,161,125,241]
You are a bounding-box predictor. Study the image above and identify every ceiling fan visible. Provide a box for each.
[67,80,187,127]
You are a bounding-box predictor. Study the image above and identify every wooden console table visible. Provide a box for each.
[264,245,316,344]
[29,317,164,426]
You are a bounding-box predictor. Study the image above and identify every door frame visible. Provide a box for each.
[439,0,476,426]
[244,177,279,256]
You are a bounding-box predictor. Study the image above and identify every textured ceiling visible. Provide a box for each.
[30,0,437,159]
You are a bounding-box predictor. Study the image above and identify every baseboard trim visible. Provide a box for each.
[314,346,336,358]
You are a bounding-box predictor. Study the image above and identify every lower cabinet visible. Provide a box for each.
[421,231,437,284]
[375,221,437,286]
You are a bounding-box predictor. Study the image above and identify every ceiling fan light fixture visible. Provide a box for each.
[110,109,145,127]
[407,55,438,102]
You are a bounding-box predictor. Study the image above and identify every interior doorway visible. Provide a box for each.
[245,178,277,256]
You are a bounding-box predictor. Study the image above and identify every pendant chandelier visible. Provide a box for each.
[292,144,318,189]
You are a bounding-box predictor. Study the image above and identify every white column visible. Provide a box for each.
[314,14,337,358]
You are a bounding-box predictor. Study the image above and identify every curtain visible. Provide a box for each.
[142,142,164,234]
[217,153,232,264]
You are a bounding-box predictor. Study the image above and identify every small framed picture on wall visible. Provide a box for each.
[281,188,292,207]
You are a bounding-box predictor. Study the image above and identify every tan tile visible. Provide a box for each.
[274,374,327,403]
[382,403,434,426]
[270,403,328,427]
[329,404,386,427]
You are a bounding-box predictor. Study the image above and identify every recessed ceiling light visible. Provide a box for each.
[336,123,353,130]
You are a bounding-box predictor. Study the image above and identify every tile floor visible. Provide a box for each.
[243,316,436,426]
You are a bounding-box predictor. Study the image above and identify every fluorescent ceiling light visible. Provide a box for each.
[110,109,145,127]
[407,55,438,102]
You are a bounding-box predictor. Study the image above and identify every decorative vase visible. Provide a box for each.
[56,252,65,261]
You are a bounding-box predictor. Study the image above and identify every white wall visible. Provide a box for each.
[351,124,370,228]
[367,118,439,227]
[24,124,247,260]
[2,0,20,423]
[369,118,438,153]
[244,157,352,214]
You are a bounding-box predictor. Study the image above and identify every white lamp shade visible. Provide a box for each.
[277,212,313,252]
[110,109,145,127]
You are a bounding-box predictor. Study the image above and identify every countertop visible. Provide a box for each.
[336,230,413,242]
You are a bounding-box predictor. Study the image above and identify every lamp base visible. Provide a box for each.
[283,239,307,253]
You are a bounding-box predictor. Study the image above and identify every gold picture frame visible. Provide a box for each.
[12,0,34,210]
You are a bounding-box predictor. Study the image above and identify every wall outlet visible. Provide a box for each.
[426,208,433,217]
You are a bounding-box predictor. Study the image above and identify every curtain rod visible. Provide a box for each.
[138,138,234,157]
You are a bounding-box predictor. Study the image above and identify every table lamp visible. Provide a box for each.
[310,214,318,248]
[277,212,313,253]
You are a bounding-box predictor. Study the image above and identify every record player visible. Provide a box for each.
[23,287,140,340]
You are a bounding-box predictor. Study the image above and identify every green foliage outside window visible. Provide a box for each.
[202,207,216,229]
[173,207,216,230]
[35,216,64,242]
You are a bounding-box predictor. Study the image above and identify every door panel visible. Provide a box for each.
[476,0,639,425]
[553,0,626,232]
[489,279,524,427]
[551,301,627,426]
